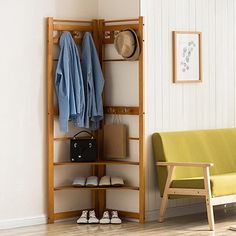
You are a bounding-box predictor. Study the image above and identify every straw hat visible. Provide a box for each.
[114,29,140,61]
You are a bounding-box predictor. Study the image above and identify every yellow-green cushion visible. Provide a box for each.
[171,172,236,197]
[152,128,236,197]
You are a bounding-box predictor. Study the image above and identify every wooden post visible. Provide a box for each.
[203,167,215,231]
[47,17,54,224]
[159,166,174,222]
[138,16,145,224]
[97,19,106,218]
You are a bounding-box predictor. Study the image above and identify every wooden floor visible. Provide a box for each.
[2,208,236,236]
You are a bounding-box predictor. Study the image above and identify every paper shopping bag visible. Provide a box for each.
[104,123,127,159]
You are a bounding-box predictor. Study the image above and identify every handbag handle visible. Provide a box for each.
[73,130,95,139]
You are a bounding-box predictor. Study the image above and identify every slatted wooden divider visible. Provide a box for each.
[46,17,145,224]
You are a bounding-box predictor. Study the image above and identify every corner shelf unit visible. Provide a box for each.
[47,17,145,224]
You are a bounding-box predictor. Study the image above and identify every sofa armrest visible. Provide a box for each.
[156,162,214,168]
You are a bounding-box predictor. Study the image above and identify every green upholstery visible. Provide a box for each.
[171,173,236,197]
[152,128,236,197]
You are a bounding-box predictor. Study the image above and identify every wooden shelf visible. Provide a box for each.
[54,106,141,116]
[103,24,139,32]
[104,18,139,23]
[54,160,139,166]
[104,106,140,115]
[54,136,139,141]
[54,136,91,141]
[54,185,139,191]
[53,24,93,32]
[103,59,138,62]
[53,37,82,45]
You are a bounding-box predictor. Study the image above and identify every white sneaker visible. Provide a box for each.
[77,210,88,224]
[111,176,124,186]
[86,176,98,187]
[99,211,110,224]
[88,210,99,224]
[99,176,111,186]
[110,211,121,224]
[73,176,86,186]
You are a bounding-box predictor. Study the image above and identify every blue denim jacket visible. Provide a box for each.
[55,32,85,132]
[81,32,104,129]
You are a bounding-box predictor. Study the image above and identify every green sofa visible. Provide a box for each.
[152,128,236,231]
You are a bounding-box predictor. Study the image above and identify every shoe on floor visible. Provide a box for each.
[73,176,86,186]
[99,176,111,186]
[88,210,99,224]
[111,176,124,186]
[99,211,110,224]
[86,176,98,187]
[229,225,236,231]
[77,210,88,224]
[110,211,122,224]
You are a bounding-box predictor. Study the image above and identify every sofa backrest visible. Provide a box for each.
[152,128,236,195]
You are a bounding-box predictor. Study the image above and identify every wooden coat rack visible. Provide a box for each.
[47,17,145,223]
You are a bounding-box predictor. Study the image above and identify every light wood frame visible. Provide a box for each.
[46,17,145,224]
[173,31,202,83]
[157,161,236,231]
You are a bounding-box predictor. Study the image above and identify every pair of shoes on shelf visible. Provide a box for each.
[77,210,99,224]
[73,176,124,187]
[99,176,124,187]
[77,210,121,224]
[100,210,122,224]
[72,176,98,187]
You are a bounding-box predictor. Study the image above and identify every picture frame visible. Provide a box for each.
[173,31,202,83]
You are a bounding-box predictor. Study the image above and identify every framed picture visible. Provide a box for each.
[173,31,202,83]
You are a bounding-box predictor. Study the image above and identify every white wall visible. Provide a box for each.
[141,0,236,220]
[98,0,139,18]
[0,0,98,229]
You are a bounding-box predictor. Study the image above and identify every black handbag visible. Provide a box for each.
[70,131,97,162]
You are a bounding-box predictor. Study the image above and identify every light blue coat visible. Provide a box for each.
[81,32,104,129]
[55,32,85,132]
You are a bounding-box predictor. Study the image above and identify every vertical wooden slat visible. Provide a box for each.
[97,19,106,218]
[98,173,106,218]
[138,16,145,223]
[91,19,100,214]
[159,166,174,222]
[203,167,215,231]
[47,17,55,224]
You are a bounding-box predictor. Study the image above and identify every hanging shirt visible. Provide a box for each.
[55,32,85,132]
[81,32,104,130]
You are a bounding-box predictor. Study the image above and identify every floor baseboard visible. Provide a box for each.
[0,215,47,230]
[2,203,234,229]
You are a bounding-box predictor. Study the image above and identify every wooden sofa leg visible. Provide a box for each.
[205,195,215,231]
[204,167,215,231]
[159,166,174,223]
[159,194,168,222]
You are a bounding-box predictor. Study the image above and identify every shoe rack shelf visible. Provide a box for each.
[54,136,139,141]
[54,186,139,191]
[47,17,145,224]
[54,161,139,166]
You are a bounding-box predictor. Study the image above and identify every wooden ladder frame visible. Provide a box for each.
[46,17,145,224]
